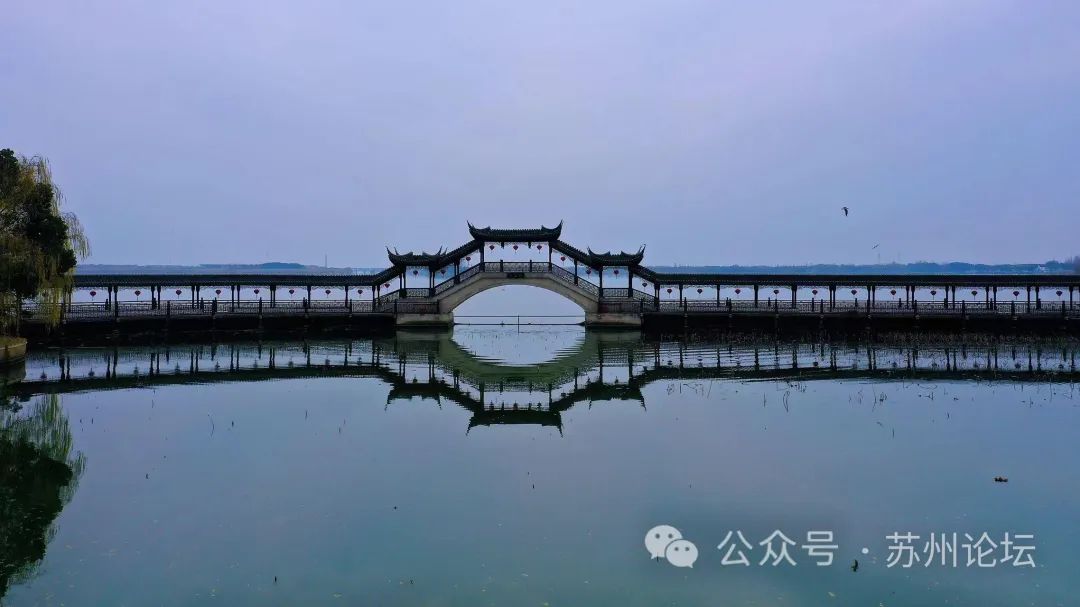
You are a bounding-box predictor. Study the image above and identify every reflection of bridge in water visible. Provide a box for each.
[8,332,1079,432]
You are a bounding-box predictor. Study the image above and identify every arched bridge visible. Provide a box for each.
[25,222,1080,333]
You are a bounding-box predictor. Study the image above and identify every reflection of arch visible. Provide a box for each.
[436,329,635,384]
[436,276,598,314]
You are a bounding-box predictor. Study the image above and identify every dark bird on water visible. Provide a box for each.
[842,206,849,216]
[994,476,1009,483]
[851,559,859,572]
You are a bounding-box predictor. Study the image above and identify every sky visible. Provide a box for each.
[2,1,1078,268]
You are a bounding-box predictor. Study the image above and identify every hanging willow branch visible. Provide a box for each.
[0,150,89,333]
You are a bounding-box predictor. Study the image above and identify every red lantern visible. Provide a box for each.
[465,256,471,262]
[357,289,363,295]
[735,288,741,295]
[851,289,857,295]
[384,283,390,288]
[613,269,620,275]
[560,256,566,262]
[1057,290,1063,297]
[174,289,180,296]
[254,289,260,295]
[890,289,896,296]
[971,290,977,297]
[513,244,519,250]
[440,269,445,275]
[537,244,543,250]
[489,244,495,251]
[696,288,703,294]
[586,269,592,275]
[325,289,331,295]
[89,290,97,298]
[642,282,648,288]
[134,290,141,297]
[931,290,937,296]
[773,289,780,295]
[811,289,818,295]
[1013,290,1019,297]
[667,288,673,294]
[287,289,294,295]
[412,270,418,275]
[217,289,224,295]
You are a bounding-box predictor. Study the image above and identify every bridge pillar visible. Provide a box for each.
[585,312,641,328]
[396,312,454,327]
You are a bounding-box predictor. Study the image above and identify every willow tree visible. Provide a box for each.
[0,149,89,334]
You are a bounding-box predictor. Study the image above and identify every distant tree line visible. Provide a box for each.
[656,259,1080,276]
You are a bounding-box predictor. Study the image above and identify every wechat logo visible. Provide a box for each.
[645,525,699,568]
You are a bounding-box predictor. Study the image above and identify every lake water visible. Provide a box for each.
[3,308,1079,605]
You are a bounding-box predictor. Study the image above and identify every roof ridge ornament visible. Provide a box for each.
[586,245,646,267]
[387,246,450,267]
[467,221,563,242]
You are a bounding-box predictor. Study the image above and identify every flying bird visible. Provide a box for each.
[842,206,849,216]
[872,244,880,249]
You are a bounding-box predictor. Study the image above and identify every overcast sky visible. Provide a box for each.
[3,1,1078,267]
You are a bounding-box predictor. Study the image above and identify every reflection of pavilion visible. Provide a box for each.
[8,332,1080,432]
[376,330,647,432]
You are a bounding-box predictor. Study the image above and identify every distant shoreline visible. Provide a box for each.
[77,261,1077,276]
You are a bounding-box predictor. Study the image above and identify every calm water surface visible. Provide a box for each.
[2,324,1079,606]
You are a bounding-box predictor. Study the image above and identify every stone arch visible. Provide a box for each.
[436,275,599,314]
